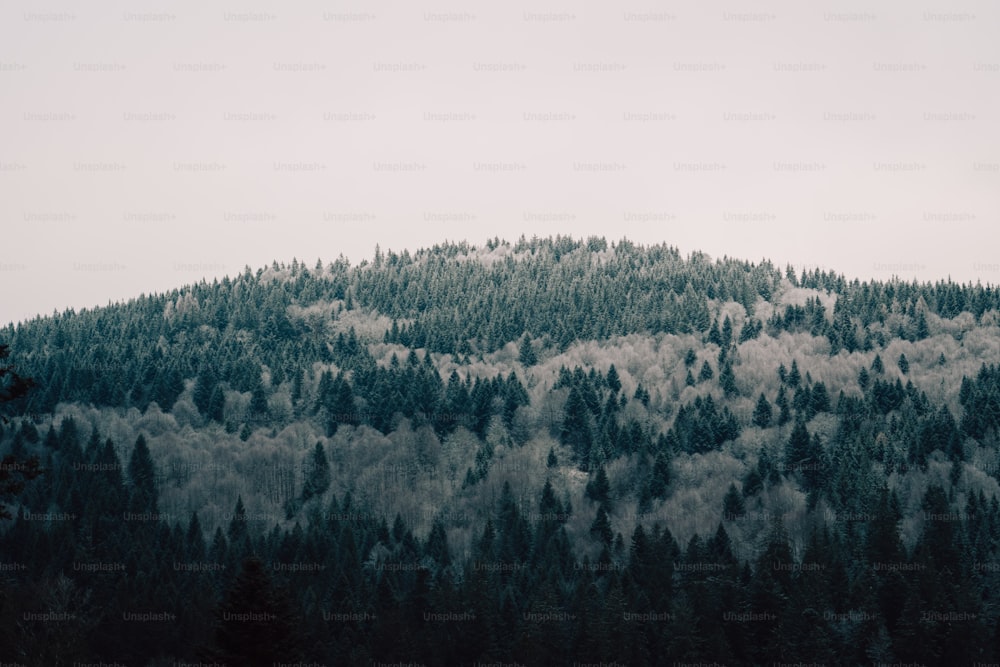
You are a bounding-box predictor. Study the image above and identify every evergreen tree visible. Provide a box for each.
[606,364,621,394]
[518,335,538,366]
[649,450,671,499]
[200,557,303,666]
[425,519,451,569]
[721,316,733,348]
[722,483,745,520]
[193,365,219,416]
[126,434,158,514]
[208,385,226,423]
[753,393,773,429]
[742,466,763,497]
[785,420,812,477]
[228,496,250,548]
[547,447,558,468]
[788,359,801,388]
[719,361,738,397]
[249,380,269,422]
[301,442,330,502]
[708,319,722,346]
[776,387,791,426]
[698,360,714,382]
[560,385,594,465]
[590,504,613,546]
[811,381,831,413]
[871,354,885,375]
[586,467,611,507]
[915,311,930,339]
[858,366,871,391]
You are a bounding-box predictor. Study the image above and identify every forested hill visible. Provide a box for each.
[4,235,998,418]
[4,235,1000,665]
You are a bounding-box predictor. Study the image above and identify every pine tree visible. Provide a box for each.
[126,434,158,514]
[897,353,909,375]
[425,519,451,569]
[871,354,885,375]
[186,511,207,560]
[785,420,811,476]
[858,366,871,391]
[742,466,763,497]
[698,361,714,382]
[606,364,621,394]
[208,385,226,423]
[811,381,831,413]
[915,311,930,340]
[590,503,613,546]
[585,467,611,507]
[708,319,722,346]
[719,361,737,397]
[200,557,304,666]
[301,442,330,502]
[560,385,593,465]
[721,316,733,348]
[776,387,790,426]
[518,335,538,366]
[249,379,268,422]
[649,451,671,499]
[228,496,249,548]
[753,393,773,428]
[722,483,745,520]
[193,365,219,416]
[788,359,801,388]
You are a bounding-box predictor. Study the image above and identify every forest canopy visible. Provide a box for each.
[2,236,1000,665]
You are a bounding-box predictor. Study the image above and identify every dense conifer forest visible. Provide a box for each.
[2,235,1000,665]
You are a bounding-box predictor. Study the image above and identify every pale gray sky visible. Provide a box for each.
[1,0,998,326]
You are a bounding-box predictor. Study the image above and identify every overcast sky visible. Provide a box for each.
[1,0,998,326]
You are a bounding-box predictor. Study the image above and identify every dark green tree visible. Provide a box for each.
[560,385,594,465]
[586,467,611,506]
[546,447,558,468]
[590,503,613,546]
[788,359,801,388]
[193,365,219,416]
[698,361,714,382]
[200,557,304,666]
[722,483,745,519]
[871,354,885,375]
[811,382,831,413]
[518,335,538,366]
[301,441,330,502]
[126,434,158,514]
[753,393,773,429]
[649,450,672,499]
[719,362,737,397]
[858,366,871,391]
[606,365,621,394]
